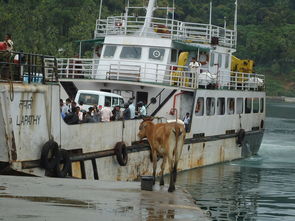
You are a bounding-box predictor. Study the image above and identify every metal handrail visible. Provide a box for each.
[50,57,265,91]
[94,16,236,48]
[0,51,57,83]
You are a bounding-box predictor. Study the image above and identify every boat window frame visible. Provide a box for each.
[225,54,230,68]
[103,45,117,58]
[260,98,264,113]
[206,97,215,116]
[195,97,204,116]
[120,46,142,60]
[245,98,252,114]
[217,97,225,115]
[253,98,259,113]
[218,53,222,68]
[236,98,243,114]
[227,98,235,115]
[210,52,215,67]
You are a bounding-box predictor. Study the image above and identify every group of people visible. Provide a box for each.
[60,98,147,125]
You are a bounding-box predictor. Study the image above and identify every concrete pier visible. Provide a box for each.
[0,175,210,220]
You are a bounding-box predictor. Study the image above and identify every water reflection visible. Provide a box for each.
[176,101,295,221]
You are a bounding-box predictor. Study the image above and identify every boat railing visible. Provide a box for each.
[51,57,265,91]
[0,51,58,83]
[95,16,236,48]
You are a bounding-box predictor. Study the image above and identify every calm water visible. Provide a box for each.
[177,100,295,221]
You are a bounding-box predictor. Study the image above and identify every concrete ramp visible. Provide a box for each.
[0,175,210,220]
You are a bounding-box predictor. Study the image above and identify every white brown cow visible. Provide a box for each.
[138,118,186,192]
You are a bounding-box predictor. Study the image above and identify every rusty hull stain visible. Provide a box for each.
[11,131,17,161]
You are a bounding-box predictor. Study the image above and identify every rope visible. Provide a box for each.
[8,56,14,102]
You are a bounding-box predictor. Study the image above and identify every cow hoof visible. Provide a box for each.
[168,186,175,192]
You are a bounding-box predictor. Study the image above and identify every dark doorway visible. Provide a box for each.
[136,91,148,106]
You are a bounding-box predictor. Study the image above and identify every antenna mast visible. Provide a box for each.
[234,0,238,47]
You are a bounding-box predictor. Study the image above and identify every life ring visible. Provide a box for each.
[40,140,61,170]
[114,142,128,166]
[237,129,245,145]
[55,149,71,178]
[199,52,209,65]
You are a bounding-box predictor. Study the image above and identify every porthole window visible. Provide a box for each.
[149,48,165,61]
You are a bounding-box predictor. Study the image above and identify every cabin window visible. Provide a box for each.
[225,54,229,68]
[171,49,177,62]
[105,96,111,106]
[253,98,259,113]
[103,45,117,58]
[78,94,99,106]
[195,97,204,116]
[206,97,215,116]
[260,98,264,113]
[237,98,243,114]
[227,98,235,115]
[210,53,215,67]
[149,48,165,61]
[218,54,222,67]
[217,98,225,115]
[245,98,252,114]
[120,46,142,59]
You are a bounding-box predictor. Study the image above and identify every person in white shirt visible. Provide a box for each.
[183,112,190,132]
[128,99,136,119]
[137,101,146,118]
[100,101,113,122]
[189,57,201,70]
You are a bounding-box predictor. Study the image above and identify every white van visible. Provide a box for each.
[75,90,125,111]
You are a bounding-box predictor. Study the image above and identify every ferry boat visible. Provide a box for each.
[0,0,265,180]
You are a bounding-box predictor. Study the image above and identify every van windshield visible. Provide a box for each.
[78,94,99,105]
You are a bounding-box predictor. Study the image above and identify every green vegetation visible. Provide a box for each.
[0,0,294,96]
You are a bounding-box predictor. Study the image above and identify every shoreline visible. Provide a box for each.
[266,96,295,103]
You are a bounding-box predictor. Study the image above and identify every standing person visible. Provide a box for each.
[100,101,113,122]
[123,103,131,120]
[183,112,190,132]
[128,99,135,119]
[137,101,146,118]
[189,57,201,85]
[111,105,121,121]
[4,34,13,52]
[65,98,72,113]
[189,57,201,71]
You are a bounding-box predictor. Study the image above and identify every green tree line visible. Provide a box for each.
[0,0,294,96]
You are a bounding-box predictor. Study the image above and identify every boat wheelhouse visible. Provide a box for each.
[0,0,265,180]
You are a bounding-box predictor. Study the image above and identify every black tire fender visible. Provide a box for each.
[114,142,128,166]
[40,140,61,170]
[55,149,71,178]
[237,129,246,145]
